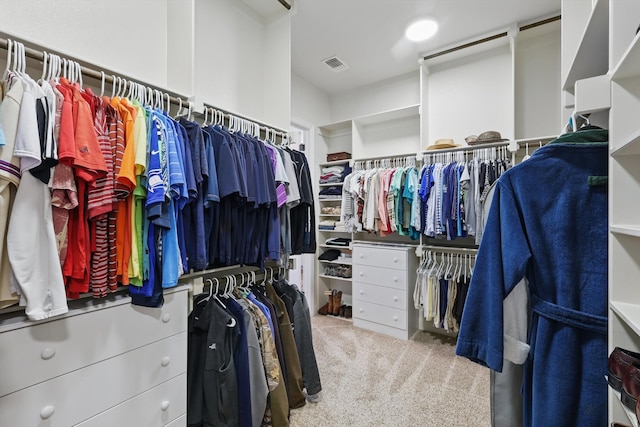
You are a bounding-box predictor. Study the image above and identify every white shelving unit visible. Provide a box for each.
[608,0,640,424]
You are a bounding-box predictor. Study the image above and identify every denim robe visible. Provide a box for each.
[456,128,609,427]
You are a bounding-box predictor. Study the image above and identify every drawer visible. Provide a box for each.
[353,281,406,310]
[0,332,187,427]
[352,264,407,290]
[0,288,188,397]
[352,245,407,270]
[165,414,186,427]
[75,374,186,427]
[353,300,407,330]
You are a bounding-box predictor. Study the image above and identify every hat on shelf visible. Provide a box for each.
[467,131,509,145]
[426,138,460,151]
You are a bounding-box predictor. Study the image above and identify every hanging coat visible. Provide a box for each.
[455,128,609,427]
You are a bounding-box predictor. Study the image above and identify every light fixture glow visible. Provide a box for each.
[405,19,439,42]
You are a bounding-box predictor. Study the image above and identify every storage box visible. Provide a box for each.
[327,152,351,162]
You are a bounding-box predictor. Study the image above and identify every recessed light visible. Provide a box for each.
[405,19,439,42]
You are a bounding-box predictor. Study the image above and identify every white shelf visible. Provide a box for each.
[562,0,609,93]
[319,259,352,265]
[318,197,342,202]
[319,182,343,187]
[319,214,341,217]
[318,244,352,250]
[318,229,352,233]
[611,226,640,238]
[611,129,640,157]
[318,274,352,282]
[611,301,640,338]
[612,31,640,81]
[352,104,420,126]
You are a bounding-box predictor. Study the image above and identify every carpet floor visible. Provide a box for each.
[289,315,491,427]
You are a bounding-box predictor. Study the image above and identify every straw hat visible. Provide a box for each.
[426,138,460,151]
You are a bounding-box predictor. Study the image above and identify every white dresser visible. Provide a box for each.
[352,243,419,340]
[0,285,189,427]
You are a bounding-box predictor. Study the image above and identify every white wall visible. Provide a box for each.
[291,74,331,127]
[0,0,168,88]
[515,29,562,138]
[193,0,290,128]
[329,71,420,123]
[427,45,513,148]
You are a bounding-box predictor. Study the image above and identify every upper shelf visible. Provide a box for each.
[562,0,609,94]
[612,31,640,81]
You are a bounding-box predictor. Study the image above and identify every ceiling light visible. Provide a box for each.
[405,19,439,42]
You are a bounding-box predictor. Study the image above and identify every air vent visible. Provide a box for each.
[322,56,349,72]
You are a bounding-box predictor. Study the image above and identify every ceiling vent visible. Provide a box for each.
[322,56,349,72]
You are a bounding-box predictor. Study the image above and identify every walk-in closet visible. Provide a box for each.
[0,0,632,426]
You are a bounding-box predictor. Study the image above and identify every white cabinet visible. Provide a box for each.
[0,286,189,427]
[608,0,640,424]
[352,244,419,340]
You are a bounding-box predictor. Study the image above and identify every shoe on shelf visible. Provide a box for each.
[317,303,329,316]
[621,363,640,410]
[609,347,640,392]
[339,304,346,317]
[327,290,335,315]
[332,291,342,316]
[344,305,352,319]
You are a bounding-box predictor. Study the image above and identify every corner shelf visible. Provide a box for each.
[562,0,609,93]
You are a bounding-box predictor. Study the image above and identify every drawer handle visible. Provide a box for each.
[41,347,56,360]
[359,290,364,295]
[393,258,398,263]
[162,313,172,323]
[161,357,171,367]
[40,405,55,419]
[393,296,398,302]
[359,272,364,277]
[161,400,171,411]
[393,316,398,322]
[359,308,364,313]
[393,277,398,282]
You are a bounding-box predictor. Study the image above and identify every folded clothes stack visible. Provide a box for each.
[318,186,342,199]
[320,165,345,184]
[318,220,336,230]
[325,237,351,247]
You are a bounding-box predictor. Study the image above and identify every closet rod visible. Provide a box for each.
[422,15,561,61]
[202,102,288,136]
[519,15,561,32]
[420,245,478,254]
[277,0,292,11]
[351,151,418,164]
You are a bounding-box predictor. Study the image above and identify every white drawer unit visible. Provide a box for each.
[75,374,187,427]
[352,244,418,340]
[0,285,189,427]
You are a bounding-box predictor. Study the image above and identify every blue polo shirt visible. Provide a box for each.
[210,125,241,265]
[179,118,208,271]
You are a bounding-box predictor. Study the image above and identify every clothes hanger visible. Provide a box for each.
[3,39,12,82]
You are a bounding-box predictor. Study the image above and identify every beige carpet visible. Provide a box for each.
[289,315,491,427]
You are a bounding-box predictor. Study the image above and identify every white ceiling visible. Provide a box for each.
[291,0,561,95]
